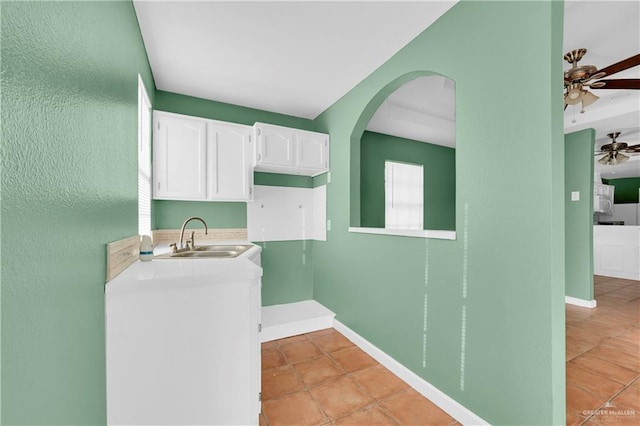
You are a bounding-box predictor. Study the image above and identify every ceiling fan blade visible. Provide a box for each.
[593,79,640,90]
[597,53,640,77]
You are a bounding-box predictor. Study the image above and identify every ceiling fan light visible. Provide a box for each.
[597,154,610,165]
[615,152,629,164]
[582,90,599,107]
[565,86,583,105]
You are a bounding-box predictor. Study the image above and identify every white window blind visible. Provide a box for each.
[385,161,423,230]
[138,75,152,236]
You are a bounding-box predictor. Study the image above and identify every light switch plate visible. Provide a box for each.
[571,191,580,201]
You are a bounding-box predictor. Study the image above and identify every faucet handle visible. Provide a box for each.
[170,243,178,254]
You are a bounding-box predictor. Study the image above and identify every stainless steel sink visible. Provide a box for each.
[193,245,252,254]
[155,244,252,259]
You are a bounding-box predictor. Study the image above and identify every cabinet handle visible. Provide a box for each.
[257,154,261,161]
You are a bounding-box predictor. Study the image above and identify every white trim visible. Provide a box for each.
[565,296,597,308]
[137,74,152,237]
[261,300,335,342]
[334,320,489,426]
[348,226,456,240]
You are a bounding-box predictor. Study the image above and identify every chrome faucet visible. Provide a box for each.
[173,216,208,253]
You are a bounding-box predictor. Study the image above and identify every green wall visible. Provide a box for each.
[256,241,314,306]
[565,129,595,301]
[360,131,455,230]
[155,90,314,130]
[154,200,247,229]
[254,173,314,188]
[152,91,316,307]
[1,1,155,424]
[312,2,565,425]
[602,177,640,204]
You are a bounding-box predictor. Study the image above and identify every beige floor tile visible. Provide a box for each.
[612,381,640,411]
[294,355,344,386]
[262,348,287,370]
[566,363,625,398]
[351,365,409,400]
[334,406,399,425]
[262,391,328,426]
[600,337,640,357]
[309,376,373,419]
[307,328,339,338]
[569,353,640,385]
[379,388,455,425]
[566,384,607,414]
[262,341,278,351]
[586,344,640,372]
[280,339,323,364]
[276,333,310,346]
[330,346,378,373]
[310,332,355,353]
[587,407,639,425]
[261,365,304,401]
[566,408,586,426]
[616,328,640,345]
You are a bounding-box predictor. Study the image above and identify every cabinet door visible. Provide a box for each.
[153,113,207,200]
[296,130,329,172]
[208,122,253,201]
[256,124,295,168]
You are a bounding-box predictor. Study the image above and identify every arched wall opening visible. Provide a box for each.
[348,70,456,238]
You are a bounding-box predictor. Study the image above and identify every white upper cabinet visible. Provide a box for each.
[208,122,253,201]
[254,123,329,176]
[153,112,207,200]
[296,129,328,172]
[255,124,295,168]
[153,111,253,202]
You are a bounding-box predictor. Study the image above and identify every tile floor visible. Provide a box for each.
[260,328,458,425]
[260,275,639,425]
[566,276,640,426]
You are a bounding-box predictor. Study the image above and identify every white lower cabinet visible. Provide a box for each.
[106,258,262,425]
[153,111,253,201]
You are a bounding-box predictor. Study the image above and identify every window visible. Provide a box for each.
[385,161,423,230]
[138,75,152,236]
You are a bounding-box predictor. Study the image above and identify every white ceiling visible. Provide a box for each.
[133,0,457,119]
[134,0,639,176]
[365,75,456,147]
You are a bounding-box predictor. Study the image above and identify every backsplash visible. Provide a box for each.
[106,236,140,282]
[152,228,247,245]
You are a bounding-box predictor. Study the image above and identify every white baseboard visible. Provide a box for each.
[261,300,335,342]
[333,320,489,426]
[565,296,597,308]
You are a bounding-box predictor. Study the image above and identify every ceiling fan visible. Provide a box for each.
[563,49,640,112]
[595,132,640,166]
